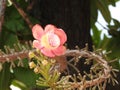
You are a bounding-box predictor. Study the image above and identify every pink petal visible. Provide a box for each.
[32,24,44,40]
[41,48,55,57]
[44,24,56,32]
[54,29,67,45]
[52,46,66,56]
[44,24,67,45]
[33,40,43,49]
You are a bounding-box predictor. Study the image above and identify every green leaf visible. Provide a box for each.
[4,6,25,32]
[99,36,120,69]
[106,37,120,58]
[92,25,102,48]
[98,34,109,49]
[91,0,98,27]
[106,38,120,69]
[11,80,28,90]
[13,67,39,88]
[113,18,120,28]
[0,28,18,47]
[107,19,120,37]
[106,0,116,6]
[0,63,12,90]
[97,0,111,23]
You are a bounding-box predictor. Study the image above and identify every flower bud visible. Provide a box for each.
[0,63,2,71]
[29,61,36,69]
[50,59,56,64]
[42,60,48,66]
[34,66,40,74]
[29,51,35,59]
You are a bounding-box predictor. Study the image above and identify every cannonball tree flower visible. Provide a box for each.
[32,24,67,57]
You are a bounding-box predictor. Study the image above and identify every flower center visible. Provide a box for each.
[41,32,60,49]
[48,33,60,47]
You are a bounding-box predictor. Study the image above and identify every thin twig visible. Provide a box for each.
[27,0,36,11]
[10,0,33,29]
[64,50,111,89]
[0,49,113,89]
[0,50,29,63]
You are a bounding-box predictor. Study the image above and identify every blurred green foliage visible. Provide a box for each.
[91,0,120,70]
[0,0,38,90]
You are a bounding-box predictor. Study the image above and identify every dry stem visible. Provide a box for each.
[64,50,111,89]
[0,49,112,89]
[0,50,29,63]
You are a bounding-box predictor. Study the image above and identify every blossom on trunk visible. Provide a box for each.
[32,24,67,57]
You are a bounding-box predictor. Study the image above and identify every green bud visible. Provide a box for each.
[29,51,35,59]
[34,66,40,74]
[0,63,2,71]
[29,61,36,69]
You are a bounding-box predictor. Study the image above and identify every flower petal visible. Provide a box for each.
[54,29,67,45]
[32,24,44,40]
[33,40,43,49]
[44,24,56,32]
[52,46,66,56]
[41,48,55,57]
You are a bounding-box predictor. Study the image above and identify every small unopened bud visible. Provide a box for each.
[50,59,56,64]
[29,61,36,69]
[34,66,40,74]
[42,60,48,66]
[0,63,2,71]
[29,51,35,59]
[36,49,40,53]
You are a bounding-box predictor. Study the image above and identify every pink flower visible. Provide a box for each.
[32,24,67,57]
